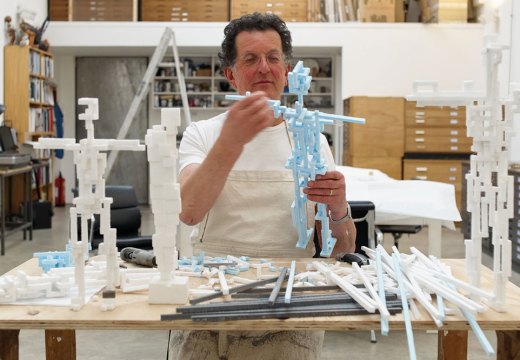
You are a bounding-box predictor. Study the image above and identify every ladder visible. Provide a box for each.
[105,28,191,177]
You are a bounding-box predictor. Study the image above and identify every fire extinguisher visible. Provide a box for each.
[55,172,65,207]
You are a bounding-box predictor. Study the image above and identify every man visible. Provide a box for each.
[172,12,356,359]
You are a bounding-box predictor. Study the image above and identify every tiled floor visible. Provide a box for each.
[1,206,517,359]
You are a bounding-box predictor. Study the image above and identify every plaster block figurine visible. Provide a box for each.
[145,108,189,304]
[227,61,364,257]
[36,98,145,311]
[407,18,520,311]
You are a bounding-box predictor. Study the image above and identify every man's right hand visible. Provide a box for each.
[219,91,274,150]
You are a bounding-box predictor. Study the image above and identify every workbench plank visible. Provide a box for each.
[1,259,520,332]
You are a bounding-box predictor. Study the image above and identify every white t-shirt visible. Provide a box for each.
[179,112,335,172]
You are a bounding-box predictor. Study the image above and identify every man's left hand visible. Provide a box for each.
[303,170,348,215]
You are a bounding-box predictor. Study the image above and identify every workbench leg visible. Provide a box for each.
[428,219,442,258]
[437,330,468,360]
[497,330,520,359]
[0,329,20,360]
[45,330,76,360]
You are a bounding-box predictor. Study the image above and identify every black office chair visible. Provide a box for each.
[313,200,380,257]
[72,185,153,251]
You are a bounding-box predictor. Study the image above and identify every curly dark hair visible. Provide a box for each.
[218,12,293,69]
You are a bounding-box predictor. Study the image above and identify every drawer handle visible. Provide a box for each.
[415,130,425,135]
[450,146,459,151]
[448,176,456,181]
[450,138,458,143]
[416,119,425,124]
[450,119,459,125]
[416,138,424,142]
[416,176,427,180]
[450,130,459,135]
[450,111,458,116]
[449,167,457,172]
[415,111,425,116]
[416,167,428,172]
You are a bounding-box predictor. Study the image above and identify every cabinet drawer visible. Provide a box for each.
[406,101,466,128]
[403,159,464,190]
[406,127,472,152]
[231,0,308,21]
[142,0,229,21]
[347,156,402,180]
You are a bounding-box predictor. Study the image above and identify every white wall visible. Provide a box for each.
[0,0,47,121]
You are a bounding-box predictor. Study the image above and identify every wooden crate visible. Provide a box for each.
[231,0,308,22]
[142,0,229,21]
[72,0,137,21]
[357,0,404,23]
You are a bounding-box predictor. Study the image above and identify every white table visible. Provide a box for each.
[338,166,462,257]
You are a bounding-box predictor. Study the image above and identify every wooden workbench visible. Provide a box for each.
[1,258,519,359]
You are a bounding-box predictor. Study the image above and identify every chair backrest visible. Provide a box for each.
[72,185,142,237]
[350,201,376,255]
[312,201,375,257]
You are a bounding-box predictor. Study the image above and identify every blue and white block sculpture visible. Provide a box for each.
[227,61,365,257]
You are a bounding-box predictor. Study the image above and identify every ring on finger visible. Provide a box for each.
[330,189,334,196]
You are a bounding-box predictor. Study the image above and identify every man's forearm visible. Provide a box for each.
[330,219,356,256]
[179,139,243,225]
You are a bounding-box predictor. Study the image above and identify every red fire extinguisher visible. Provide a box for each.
[55,172,65,207]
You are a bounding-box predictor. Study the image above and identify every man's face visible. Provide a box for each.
[224,30,290,100]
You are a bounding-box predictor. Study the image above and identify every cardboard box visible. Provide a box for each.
[419,0,468,23]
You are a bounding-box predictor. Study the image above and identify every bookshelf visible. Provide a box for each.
[4,45,55,208]
[4,46,55,143]
[152,55,335,112]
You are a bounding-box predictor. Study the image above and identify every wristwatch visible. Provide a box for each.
[329,202,352,224]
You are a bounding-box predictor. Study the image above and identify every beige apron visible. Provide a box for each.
[170,169,323,359]
[192,169,316,258]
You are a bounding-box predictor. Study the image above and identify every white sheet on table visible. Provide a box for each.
[337,166,462,225]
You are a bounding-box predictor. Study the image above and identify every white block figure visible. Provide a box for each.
[407,30,520,311]
[145,108,188,304]
[35,98,145,310]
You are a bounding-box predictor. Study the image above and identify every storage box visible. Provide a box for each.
[141,0,229,21]
[357,0,404,23]
[72,0,137,21]
[231,0,308,22]
[419,0,468,23]
[50,0,70,21]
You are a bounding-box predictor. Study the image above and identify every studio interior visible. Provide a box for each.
[0,1,519,359]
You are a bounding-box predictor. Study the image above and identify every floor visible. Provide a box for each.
[2,206,518,359]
